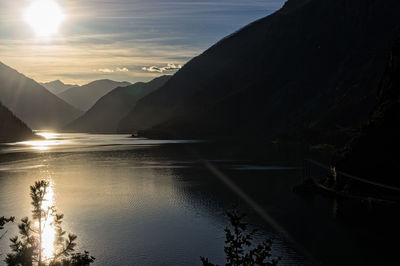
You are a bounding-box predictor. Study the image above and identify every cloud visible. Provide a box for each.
[142,63,182,73]
[97,67,129,73]
[0,0,284,84]
[97,68,114,73]
[116,67,129,72]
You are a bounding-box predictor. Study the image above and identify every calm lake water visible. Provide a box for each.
[0,133,382,265]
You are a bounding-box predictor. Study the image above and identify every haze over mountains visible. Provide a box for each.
[2,0,400,154]
[40,80,77,95]
[117,0,400,142]
[57,79,131,111]
[64,76,170,133]
[0,62,82,130]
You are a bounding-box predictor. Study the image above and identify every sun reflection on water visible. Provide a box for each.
[37,132,59,140]
[38,180,56,261]
[20,132,61,151]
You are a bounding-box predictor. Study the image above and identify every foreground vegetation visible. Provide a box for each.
[201,211,280,266]
[2,180,94,266]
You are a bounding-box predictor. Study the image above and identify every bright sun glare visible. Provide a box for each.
[24,0,65,37]
[41,182,56,260]
[34,181,56,261]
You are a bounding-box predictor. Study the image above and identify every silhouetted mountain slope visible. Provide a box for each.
[0,102,37,143]
[40,80,77,95]
[118,0,400,140]
[334,37,400,186]
[0,62,82,129]
[57,80,131,111]
[64,76,170,133]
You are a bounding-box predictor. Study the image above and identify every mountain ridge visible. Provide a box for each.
[118,0,400,142]
[0,101,38,143]
[64,76,170,133]
[57,79,131,111]
[40,80,77,95]
[0,62,82,129]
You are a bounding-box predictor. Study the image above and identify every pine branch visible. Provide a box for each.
[52,233,77,262]
[0,230,8,240]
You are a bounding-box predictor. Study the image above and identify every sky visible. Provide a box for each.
[0,0,285,85]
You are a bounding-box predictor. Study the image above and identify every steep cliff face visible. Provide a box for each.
[118,0,400,140]
[335,37,400,186]
[0,102,36,143]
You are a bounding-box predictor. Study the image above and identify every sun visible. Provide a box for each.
[24,0,65,37]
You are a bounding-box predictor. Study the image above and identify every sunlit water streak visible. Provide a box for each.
[42,181,55,261]
[0,131,201,154]
[17,132,64,151]
[0,133,326,265]
[37,132,60,140]
[35,180,56,262]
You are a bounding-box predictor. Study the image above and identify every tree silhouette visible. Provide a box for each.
[5,180,94,266]
[201,211,280,266]
[1,216,15,241]
[1,216,15,258]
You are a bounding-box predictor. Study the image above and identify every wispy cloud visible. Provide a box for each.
[0,0,285,84]
[97,68,114,73]
[97,67,129,73]
[116,67,129,72]
[142,63,182,73]
[0,37,197,84]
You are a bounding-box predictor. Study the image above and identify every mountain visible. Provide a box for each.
[57,79,131,111]
[334,36,400,186]
[0,62,82,130]
[64,76,170,133]
[0,101,37,143]
[40,80,77,95]
[117,0,400,141]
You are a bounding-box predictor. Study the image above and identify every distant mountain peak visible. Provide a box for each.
[57,79,132,111]
[64,76,169,133]
[46,80,64,85]
[40,80,78,95]
[87,79,131,85]
[0,62,82,129]
[41,79,72,85]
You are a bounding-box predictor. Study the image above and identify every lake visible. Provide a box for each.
[0,132,380,265]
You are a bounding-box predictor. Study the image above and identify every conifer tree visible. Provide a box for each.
[0,216,15,241]
[5,180,94,266]
[201,211,280,266]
